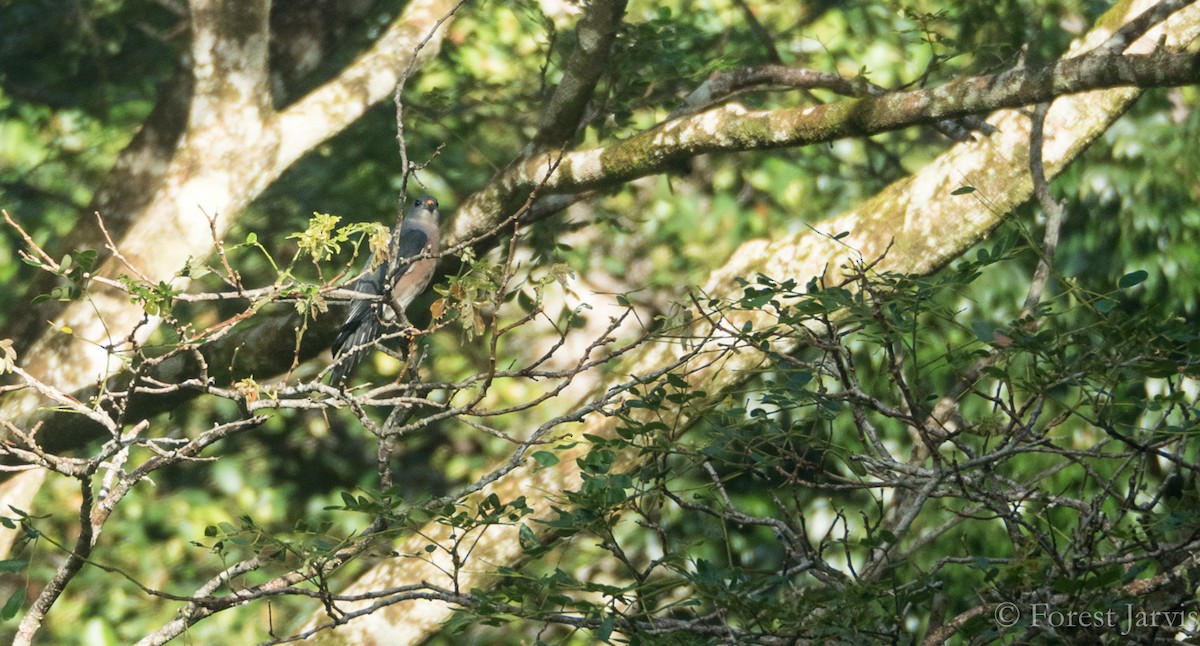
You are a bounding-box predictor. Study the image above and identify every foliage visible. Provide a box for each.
[0,0,1198,644]
[433,234,1200,643]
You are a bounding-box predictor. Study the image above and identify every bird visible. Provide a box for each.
[329,196,440,385]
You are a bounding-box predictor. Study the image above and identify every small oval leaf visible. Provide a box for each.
[1118,270,1148,289]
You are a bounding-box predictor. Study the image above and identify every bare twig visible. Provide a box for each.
[1021,101,1068,314]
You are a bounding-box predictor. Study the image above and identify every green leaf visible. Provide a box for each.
[970,321,996,343]
[516,289,536,313]
[518,523,539,551]
[842,453,867,476]
[0,559,27,574]
[951,185,976,195]
[531,451,559,467]
[75,248,97,272]
[1118,270,1148,289]
[596,614,616,642]
[1,588,25,621]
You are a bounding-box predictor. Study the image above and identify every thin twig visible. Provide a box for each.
[1022,101,1067,315]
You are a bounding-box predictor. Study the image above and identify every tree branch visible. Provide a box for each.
[275,0,460,167]
[528,0,628,152]
[449,49,1200,245]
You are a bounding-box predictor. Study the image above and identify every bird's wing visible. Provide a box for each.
[388,227,431,282]
[331,260,386,358]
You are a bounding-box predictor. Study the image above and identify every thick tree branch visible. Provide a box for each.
[1104,0,1195,52]
[449,49,1200,245]
[671,63,994,140]
[275,0,459,167]
[188,0,272,121]
[674,65,861,114]
[528,0,628,152]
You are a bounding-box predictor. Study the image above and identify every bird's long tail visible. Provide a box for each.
[329,307,382,386]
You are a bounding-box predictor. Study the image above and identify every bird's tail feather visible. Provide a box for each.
[329,311,381,386]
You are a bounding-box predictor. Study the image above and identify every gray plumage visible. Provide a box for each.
[330,196,440,385]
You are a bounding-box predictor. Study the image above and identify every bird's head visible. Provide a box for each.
[410,196,440,222]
